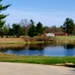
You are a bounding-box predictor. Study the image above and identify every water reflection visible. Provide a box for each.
[0,44,75,56]
[64,44,75,56]
[29,44,44,50]
[64,44,75,49]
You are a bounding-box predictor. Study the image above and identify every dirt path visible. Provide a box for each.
[0,62,75,75]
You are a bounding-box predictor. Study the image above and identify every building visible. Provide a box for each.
[54,32,67,36]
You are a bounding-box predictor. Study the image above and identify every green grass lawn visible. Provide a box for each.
[0,53,75,65]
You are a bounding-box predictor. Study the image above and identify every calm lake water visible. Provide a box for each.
[0,44,75,56]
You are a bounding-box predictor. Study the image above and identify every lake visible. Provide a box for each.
[0,44,75,56]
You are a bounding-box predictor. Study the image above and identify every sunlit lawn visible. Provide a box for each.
[0,53,75,65]
[56,36,75,40]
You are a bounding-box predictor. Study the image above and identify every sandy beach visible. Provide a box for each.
[0,62,75,75]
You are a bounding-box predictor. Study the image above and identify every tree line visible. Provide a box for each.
[45,18,75,35]
[0,0,75,38]
[1,19,45,37]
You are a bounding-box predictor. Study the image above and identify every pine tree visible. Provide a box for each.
[28,20,37,37]
[63,18,74,35]
[0,0,11,37]
[36,22,44,34]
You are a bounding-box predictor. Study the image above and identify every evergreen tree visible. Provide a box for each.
[0,0,11,37]
[63,18,74,35]
[12,23,24,37]
[28,25,37,37]
[36,22,44,34]
[28,20,37,37]
[3,24,10,37]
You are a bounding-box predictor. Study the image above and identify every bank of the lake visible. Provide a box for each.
[0,53,75,67]
[0,36,75,44]
[56,36,75,44]
[0,37,46,44]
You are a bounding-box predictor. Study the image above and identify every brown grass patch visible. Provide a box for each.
[0,38,25,44]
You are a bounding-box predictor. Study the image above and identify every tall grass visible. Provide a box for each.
[56,36,75,44]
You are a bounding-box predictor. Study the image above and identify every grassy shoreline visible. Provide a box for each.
[0,53,75,66]
[0,36,75,44]
[0,36,75,67]
[56,36,75,44]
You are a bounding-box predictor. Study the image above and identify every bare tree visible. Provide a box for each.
[19,19,31,35]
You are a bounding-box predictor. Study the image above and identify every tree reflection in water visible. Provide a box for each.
[0,44,75,56]
[64,44,75,49]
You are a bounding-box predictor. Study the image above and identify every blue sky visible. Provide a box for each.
[1,0,75,27]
